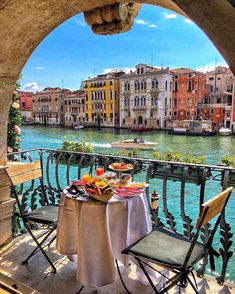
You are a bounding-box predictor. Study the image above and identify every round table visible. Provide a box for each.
[56,188,151,287]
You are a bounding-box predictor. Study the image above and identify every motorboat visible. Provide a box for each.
[111,138,157,150]
[218,127,232,136]
[74,123,84,130]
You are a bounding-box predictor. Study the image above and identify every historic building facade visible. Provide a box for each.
[32,87,70,126]
[198,66,234,129]
[119,64,173,129]
[171,68,207,121]
[64,90,85,127]
[84,71,123,127]
[19,91,33,123]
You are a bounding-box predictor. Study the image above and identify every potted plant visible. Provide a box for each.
[152,151,207,184]
[221,156,235,187]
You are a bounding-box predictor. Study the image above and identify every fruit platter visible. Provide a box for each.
[83,175,114,202]
[109,162,133,172]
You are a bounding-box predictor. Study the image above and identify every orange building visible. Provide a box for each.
[171,68,207,121]
[19,91,33,123]
[198,66,234,129]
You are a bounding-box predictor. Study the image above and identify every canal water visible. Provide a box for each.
[21,126,235,282]
[21,126,235,165]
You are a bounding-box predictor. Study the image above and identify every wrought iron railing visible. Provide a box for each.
[7,148,235,284]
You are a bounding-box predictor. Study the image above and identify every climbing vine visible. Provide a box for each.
[7,78,22,152]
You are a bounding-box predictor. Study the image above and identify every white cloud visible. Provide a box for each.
[163,13,178,19]
[35,66,44,70]
[75,19,86,26]
[184,18,192,24]
[136,19,146,25]
[196,61,229,73]
[135,19,157,29]
[22,82,40,92]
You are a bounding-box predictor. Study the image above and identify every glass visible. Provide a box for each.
[82,174,91,185]
[96,166,104,176]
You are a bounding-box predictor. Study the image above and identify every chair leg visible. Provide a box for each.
[135,257,158,293]
[115,259,131,294]
[22,224,57,273]
[187,276,199,294]
[22,227,55,263]
[76,285,84,294]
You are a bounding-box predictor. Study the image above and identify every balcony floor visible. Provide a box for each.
[0,232,234,294]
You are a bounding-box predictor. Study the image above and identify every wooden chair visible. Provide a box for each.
[5,161,58,273]
[117,187,233,294]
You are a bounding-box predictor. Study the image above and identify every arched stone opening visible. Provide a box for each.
[0,0,235,163]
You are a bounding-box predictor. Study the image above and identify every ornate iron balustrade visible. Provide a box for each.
[7,148,235,284]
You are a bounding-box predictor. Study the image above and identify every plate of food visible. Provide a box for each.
[85,182,114,202]
[109,162,133,172]
[114,187,143,197]
[127,182,149,189]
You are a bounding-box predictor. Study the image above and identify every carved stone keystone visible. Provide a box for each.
[84,3,142,35]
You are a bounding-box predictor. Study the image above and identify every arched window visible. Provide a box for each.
[144,119,147,125]
[135,81,138,90]
[152,79,158,89]
[143,81,147,90]
[141,68,144,74]
[137,68,140,75]
[141,96,143,106]
[141,81,144,90]
[122,119,125,125]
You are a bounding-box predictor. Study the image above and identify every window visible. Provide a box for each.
[173,111,177,117]
[210,108,214,115]
[186,111,191,117]
[109,81,113,85]
[226,112,231,117]
[141,68,144,74]
[152,79,158,89]
[187,80,192,91]
[174,75,178,79]
[137,68,140,75]
[174,98,177,107]
[165,81,168,90]
[174,82,178,91]
[209,77,214,81]
[222,108,225,115]
[187,97,192,106]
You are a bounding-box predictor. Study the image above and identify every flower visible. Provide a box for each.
[13,125,21,135]
[11,102,20,109]
[7,146,13,153]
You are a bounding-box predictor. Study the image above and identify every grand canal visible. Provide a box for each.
[20,126,235,282]
[21,126,235,165]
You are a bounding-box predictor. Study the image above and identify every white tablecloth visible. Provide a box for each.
[56,189,151,287]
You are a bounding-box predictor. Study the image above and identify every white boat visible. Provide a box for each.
[73,123,84,130]
[111,138,157,150]
[218,127,232,136]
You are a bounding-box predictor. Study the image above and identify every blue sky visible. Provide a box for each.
[21,4,227,92]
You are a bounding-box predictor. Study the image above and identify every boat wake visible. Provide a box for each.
[93,143,112,148]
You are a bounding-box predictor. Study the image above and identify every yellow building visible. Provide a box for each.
[84,71,124,127]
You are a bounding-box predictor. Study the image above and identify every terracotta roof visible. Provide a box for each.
[170,68,199,74]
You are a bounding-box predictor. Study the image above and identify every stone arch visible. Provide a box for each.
[0,0,235,163]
